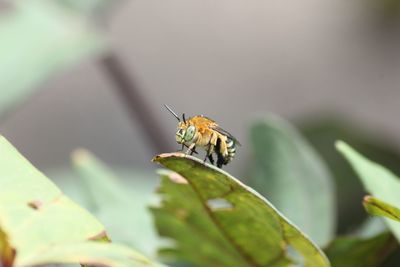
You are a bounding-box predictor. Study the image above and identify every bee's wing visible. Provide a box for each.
[211,125,241,146]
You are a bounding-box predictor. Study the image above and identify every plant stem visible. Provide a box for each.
[100,52,172,154]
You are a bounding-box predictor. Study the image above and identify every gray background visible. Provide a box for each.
[2,0,400,174]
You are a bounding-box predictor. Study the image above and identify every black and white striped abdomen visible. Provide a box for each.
[225,137,236,162]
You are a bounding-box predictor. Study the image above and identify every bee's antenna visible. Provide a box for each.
[182,113,187,124]
[164,104,181,122]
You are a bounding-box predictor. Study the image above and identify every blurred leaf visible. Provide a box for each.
[357,217,388,238]
[22,242,165,267]
[249,116,335,246]
[299,117,400,233]
[337,141,400,242]
[58,0,117,16]
[71,149,161,257]
[367,0,400,25]
[152,153,330,267]
[325,232,397,267]
[0,0,106,118]
[0,136,163,267]
[364,196,400,223]
[325,210,396,267]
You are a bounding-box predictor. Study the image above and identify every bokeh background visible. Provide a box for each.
[2,0,400,264]
[4,0,400,170]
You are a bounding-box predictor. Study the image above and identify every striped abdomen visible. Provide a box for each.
[216,136,237,167]
[225,137,237,163]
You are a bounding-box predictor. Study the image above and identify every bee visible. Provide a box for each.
[165,105,240,168]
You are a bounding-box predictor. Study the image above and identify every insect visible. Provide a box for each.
[165,105,240,168]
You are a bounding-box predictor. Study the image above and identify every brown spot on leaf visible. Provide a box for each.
[27,200,42,210]
[89,230,110,242]
[175,209,189,220]
[0,229,15,267]
[152,152,186,163]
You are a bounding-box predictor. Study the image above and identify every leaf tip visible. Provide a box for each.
[334,140,347,152]
[363,195,373,205]
[71,148,92,165]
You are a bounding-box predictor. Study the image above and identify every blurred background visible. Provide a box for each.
[2,0,400,263]
[4,0,400,170]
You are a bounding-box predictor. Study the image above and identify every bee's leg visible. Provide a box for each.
[204,145,214,165]
[186,143,196,155]
[180,144,198,154]
[203,146,209,163]
[216,152,224,168]
[207,154,214,165]
[215,139,224,168]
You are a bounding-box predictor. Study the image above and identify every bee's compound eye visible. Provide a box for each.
[176,129,185,143]
[176,129,185,139]
[184,125,196,141]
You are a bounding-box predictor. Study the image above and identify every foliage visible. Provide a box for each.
[152,153,330,267]
[0,136,163,267]
[5,1,400,266]
[363,196,400,223]
[337,141,400,243]
[299,117,400,233]
[71,149,160,257]
[0,0,106,119]
[58,0,117,15]
[325,232,397,267]
[249,116,335,247]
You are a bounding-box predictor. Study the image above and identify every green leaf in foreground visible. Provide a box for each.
[363,196,400,223]
[20,242,164,267]
[325,232,397,267]
[71,149,160,257]
[0,0,106,118]
[249,117,335,246]
[336,141,400,242]
[0,136,163,267]
[152,153,330,267]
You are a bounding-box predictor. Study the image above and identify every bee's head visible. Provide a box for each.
[164,105,196,144]
[176,124,196,144]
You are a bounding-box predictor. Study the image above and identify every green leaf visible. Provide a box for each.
[363,196,400,223]
[336,141,400,242]
[58,0,116,15]
[20,242,165,267]
[0,1,106,117]
[325,232,397,267]
[0,136,163,267]
[71,149,160,257]
[299,117,400,232]
[357,217,388,238]
[249,116,335,246]
[152,153,330,267]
